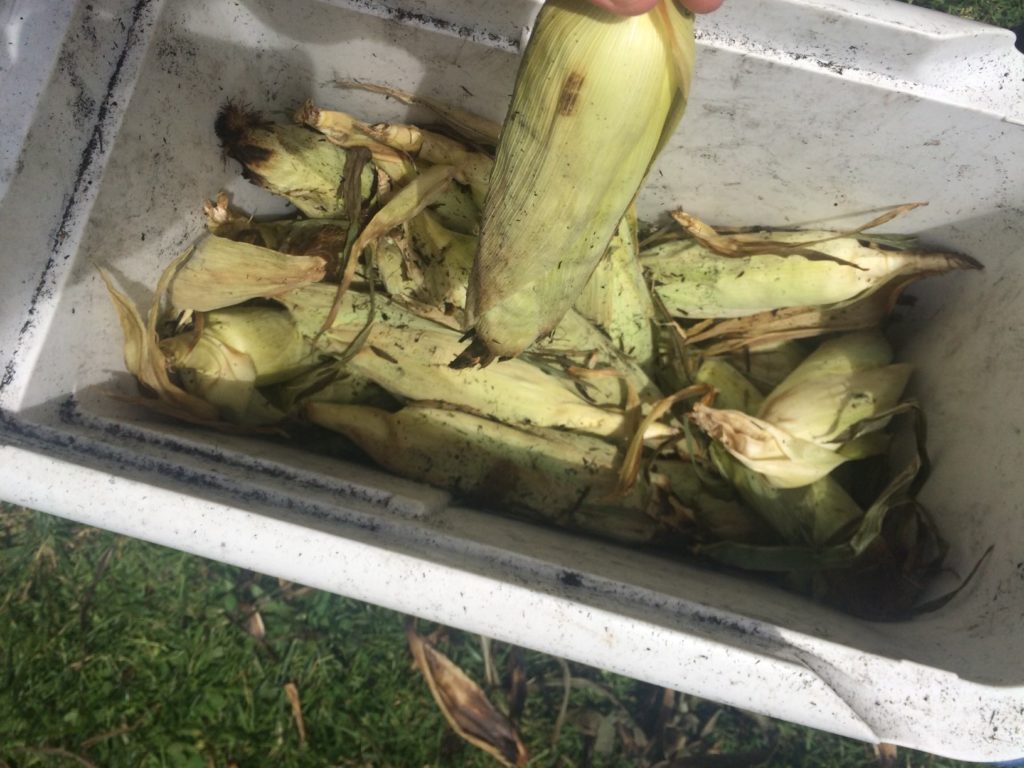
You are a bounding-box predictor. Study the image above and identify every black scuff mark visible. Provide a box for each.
[1,402,386,536]
[0,0,155,396]
[559,570,584,588]
[54,396,396,512]
[342,0,517,51]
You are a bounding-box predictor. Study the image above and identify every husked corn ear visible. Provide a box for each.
[458,0,694,365]
[215,103,375,218]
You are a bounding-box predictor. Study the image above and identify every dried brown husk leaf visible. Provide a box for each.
[406,622,528,767]
[333,78,503,147]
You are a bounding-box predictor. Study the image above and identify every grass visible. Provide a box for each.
[905,0,1023,29]
[2,1,1021,766]
[0,504,980,767]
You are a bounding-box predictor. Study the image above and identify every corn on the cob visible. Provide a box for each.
[277,284,674,440]
[457,0,694,365]
[573,205,657,371]
[169,235,327,313]
[305,402,649,517]
[692,333,911,488]
[724,341,809,393]
[161,306,316,424]
[644,228,981,320]
[215,103,375,218]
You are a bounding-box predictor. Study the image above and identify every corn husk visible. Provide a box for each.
[333,79,503,148]
[160,306,318,424]
[169,235,326,313]
[203,194,351,278]
[692,333,912,488]
[723,341,809,393]
[574,205,657,371]
[214,103,374,218]
[459,0,695,364]
[305,403,649,517]
[99,259,220,424]
[294,100,415,189]
[644,230,979,320]
[278,284,674,441]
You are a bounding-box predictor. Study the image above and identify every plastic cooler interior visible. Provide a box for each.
[1,0,1023,761]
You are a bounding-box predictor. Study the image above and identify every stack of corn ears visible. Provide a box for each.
[101,0,980,619]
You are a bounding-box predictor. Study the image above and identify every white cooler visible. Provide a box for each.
[1,0,1022,761]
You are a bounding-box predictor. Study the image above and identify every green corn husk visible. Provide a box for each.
[426,180,482,236]
[305,402,647,517]
[169,235,327,313]
[406,208,477,315]
[691,333,912,488]
[203,194,350,279]
[695,358,764,414]
[701,437,947,620]
[709,443,863,548]
[306,402,742,546]
[644,232,979,320]
[277,284,675,441]
[264,362,394,414]
[161,306,318,424]
[574,205,657,371]
[723,340,809,393]
[214,103,375,218]
[458,0,695,365]
[531,308,664,405]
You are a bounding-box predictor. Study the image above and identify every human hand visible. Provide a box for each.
[588,0,723,15]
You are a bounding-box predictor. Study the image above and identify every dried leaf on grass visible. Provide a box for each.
[406,621,528,767]
[284,682,307,746]
[874,742,899,766]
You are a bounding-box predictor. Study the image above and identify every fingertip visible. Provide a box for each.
[588,0,661,16]
[679,0,724,13]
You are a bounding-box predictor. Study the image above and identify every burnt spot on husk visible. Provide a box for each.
[557,72,586,117]
[214,101,272,152]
